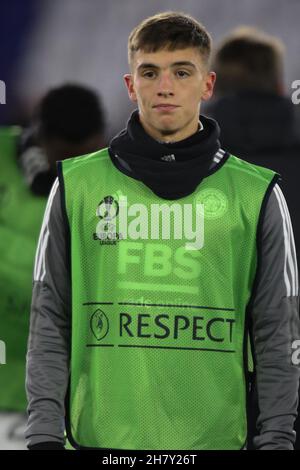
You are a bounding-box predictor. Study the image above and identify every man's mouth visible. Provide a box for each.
[153,104,179,111]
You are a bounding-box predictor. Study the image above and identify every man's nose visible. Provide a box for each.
[157,72,174,96]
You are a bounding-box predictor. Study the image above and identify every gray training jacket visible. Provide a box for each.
[25,153,300,450]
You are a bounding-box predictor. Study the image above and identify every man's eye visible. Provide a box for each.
[176,70,190,77]
[142,71,156,78]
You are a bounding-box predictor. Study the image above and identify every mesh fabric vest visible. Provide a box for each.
[0,127,47,410]
[60,148,277,450]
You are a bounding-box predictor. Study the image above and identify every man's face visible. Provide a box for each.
[124,47,216,142]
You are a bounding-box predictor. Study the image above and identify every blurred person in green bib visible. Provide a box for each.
[0,84,105,447]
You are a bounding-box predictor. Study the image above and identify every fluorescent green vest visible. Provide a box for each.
[0,127,47,411]
[60,148,277,450]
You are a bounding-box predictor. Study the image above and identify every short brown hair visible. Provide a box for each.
[128,11,212,69]
[213,27,284,94]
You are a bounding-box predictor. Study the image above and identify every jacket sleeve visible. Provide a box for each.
[250,183,300,450]
[25,178,71,447]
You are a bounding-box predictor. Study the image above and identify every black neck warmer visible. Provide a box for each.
[109,110,221,199]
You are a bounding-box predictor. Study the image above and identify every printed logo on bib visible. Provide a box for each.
[194,188,228,219]
[93,196,123,245]
[90,309,109,341]
[86,302,236,353]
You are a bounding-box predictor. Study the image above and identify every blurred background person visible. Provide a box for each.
[204,26,300,450]
[0,83,105,449]
[205,27,300,267]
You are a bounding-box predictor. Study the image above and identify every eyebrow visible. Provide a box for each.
[137,61,197,71]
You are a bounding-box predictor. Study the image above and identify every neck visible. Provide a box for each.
[139,114,201,143]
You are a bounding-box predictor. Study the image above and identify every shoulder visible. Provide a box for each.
[59,147,110,175]
[226,154,278,182]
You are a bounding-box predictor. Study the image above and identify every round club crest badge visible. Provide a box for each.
[194,188,228,219]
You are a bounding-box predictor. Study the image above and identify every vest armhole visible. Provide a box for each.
[57,161,72,278]
[244,173,281,372]
[243,172,280,447]
[57,161,74,450]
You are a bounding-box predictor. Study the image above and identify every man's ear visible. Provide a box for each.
[124,74,138,102]
[201,71,217,101]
